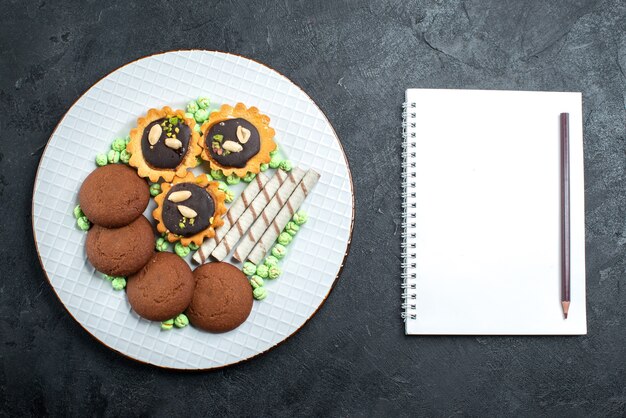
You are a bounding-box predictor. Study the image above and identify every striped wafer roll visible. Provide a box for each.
[232,168,307,262]
[246,169,320,264]
[192,172,270,264]
[211,169,296,260]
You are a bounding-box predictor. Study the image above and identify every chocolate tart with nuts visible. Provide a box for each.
[127,106,202,182]
[153,172,227,246]
[200,103,276,178]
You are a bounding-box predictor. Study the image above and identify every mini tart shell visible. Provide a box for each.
[127,106,202,183]
[200,103,276,178]
[153,172,227,246]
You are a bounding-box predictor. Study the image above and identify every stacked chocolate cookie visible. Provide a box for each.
[80,164,154,277]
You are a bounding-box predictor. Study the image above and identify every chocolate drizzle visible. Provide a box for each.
[141,117,191,169]
[206,118,260,168]
[162,183,215,237]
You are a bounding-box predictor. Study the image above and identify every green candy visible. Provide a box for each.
[103,274,114,282]
[249,275,264,289]
[194,108,209,123]
[149,183,161,197]
[120,150,132,164]
[279,160,293,172]
[270,144,279,156]
[217,183,234,202]
[77,216,91,231]
[260,163,269,172]
[242,172,256,183]
[242,262,257,276]
[292,210,308,226]
[174,242,190,257]
[255,264,269,279]
[73,205,84,219]
[188,242,199,251]
[271,244,287,259]
[174,313,189,328]
[197,97,210,109]
[253,287,268,300]
[264,256,279,267]
[269,154,283,169]
[285,221,300,236]
[223,189,234,203]
[95,153,108,166]
[268,265,281,280]
[161,319,174,330]
[187,101,199,114]
[111,138,126,152]
[210,169,224,180]
[193,124,202,133]
[107,150,120,164]
[155,237,169,252]
[277,232,292,246]
[111,277,126,291]
[124,135,131,145]
[226,174,240,185]
[184,112,194,120]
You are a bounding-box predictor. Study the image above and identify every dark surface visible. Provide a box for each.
[1,0,625,416]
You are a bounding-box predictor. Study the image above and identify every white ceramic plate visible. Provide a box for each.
[32,50,353,369]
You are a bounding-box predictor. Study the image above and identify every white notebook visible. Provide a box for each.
[402,89,587,335]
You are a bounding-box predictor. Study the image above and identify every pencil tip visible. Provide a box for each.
[562,301,570,319]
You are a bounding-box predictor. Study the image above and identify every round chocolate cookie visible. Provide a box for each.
[162,183,215,236]
[186,262,253,333]
[206,118,260,168]
[85,215,154,276]
[141,117,192,169]
[79,164,150,228]
[126,252,195,321]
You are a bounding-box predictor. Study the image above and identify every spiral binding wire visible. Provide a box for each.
[401,102,418,321]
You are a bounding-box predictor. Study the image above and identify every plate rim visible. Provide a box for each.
[31,49,355,371]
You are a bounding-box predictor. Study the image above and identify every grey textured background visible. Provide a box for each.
[1,0,625,416]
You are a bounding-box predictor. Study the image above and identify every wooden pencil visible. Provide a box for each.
[560,112,571,319]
